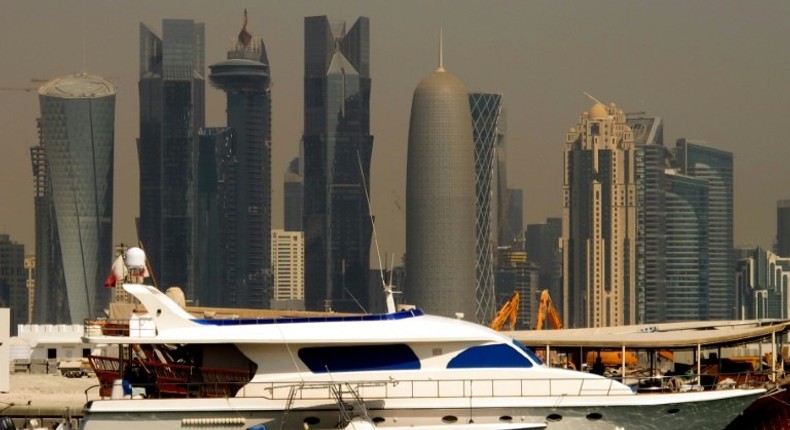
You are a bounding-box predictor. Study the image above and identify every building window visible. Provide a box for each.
[47,348,56,359]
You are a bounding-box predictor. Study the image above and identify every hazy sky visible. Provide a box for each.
[1,0,789,266]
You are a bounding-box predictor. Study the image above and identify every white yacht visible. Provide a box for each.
[79,283,764,430]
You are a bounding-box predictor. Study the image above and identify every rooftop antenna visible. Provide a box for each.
[81,33,87,74]
[583,91,603,105]
[436,27,445,73]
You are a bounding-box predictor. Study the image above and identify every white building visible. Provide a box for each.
[271,229,304,310]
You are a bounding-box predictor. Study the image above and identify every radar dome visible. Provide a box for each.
[126,247,146,268]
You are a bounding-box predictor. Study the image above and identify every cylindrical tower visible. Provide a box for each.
[406,66,477,320]
[206,12,272,309]
[38,73,116,323]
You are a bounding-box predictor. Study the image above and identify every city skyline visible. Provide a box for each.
[1,1,789,266]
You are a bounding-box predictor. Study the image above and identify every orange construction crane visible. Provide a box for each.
[490,292,519,331]
[535,289,563,330]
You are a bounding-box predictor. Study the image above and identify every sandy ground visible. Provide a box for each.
[1,373,99,410]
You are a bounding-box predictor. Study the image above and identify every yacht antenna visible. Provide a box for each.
[356,151,397,313]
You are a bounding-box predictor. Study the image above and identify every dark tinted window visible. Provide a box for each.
[298,344,420,373]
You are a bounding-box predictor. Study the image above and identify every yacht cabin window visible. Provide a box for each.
[447,341,541,369]
[298,344,420,373]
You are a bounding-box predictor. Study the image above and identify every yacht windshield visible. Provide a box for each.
[513,340,544,365]
[447,343,534,369]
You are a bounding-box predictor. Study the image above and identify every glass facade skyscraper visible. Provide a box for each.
[776,200,790,257]
[302,16,373,312]
[0,234,25,335]
[736,247,790,319]
[207,12,272,309]
[495,248,536,330]
[626,113,667,324]
[469,92,502,323]
[505,189,524,247]
[675,139,734,320]
[138,19,205,298]
[284,157,303,232]
[197,127,232,307]
[663,172,709,321]
[37,74,116,323]
[525,218,563,314]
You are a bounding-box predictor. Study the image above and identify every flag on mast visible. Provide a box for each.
[103,254,128,287]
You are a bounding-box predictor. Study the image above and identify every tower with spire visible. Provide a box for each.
[204,10,272,308]
[302,16,373,313]
[405,32,477,320]
[562,100,637,328]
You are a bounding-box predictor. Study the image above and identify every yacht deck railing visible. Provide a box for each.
[84,371,769,403]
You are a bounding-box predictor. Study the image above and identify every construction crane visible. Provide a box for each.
[490,291,519,331]
[0,85,37,93]
[535,289,563,330]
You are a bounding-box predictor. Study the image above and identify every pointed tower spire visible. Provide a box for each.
[436,27,445,73]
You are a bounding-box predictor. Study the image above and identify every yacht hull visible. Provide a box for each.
[79,388,762,430]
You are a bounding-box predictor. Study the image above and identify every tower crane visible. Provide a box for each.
[0,85,37,93]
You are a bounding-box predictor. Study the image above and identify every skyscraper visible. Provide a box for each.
[525,217,563,314]
[271,229,304,310]
[504,189,524,248]
[562,101,636,328]
[207,10,272,309]
[197,127,232,307]
[302,16,373,313]
[736,246,790,319]
[675,138,734,320]
[662,171,708,321]
[0,234,25,335]
[284,157,303,232]
[776,200,790,257]
[626,113,667,323]
[30,119,68,324]
[494,248,536,330]
[37,73,116,323]
[490,107,522,249]
[469,92,502,323]
[406,47,477,320]
[24,255,35,325]
[138,19,205,298]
